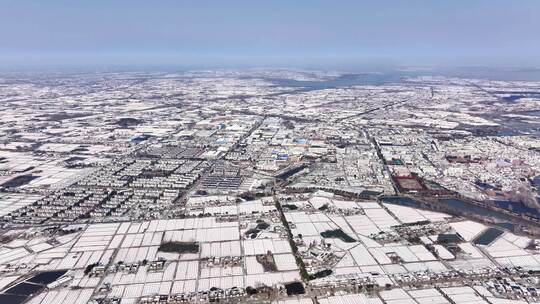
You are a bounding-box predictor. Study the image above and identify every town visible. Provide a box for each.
[0,69,540,304]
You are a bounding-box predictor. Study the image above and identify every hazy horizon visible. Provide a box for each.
[1,1,540,69]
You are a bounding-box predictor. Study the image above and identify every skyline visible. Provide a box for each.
[1,0,540,68]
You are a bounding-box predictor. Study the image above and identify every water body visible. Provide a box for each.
[1,175,39,188]
[474,227,504,245]
[27,270,67,285]
[492,119,540,137]
[495,91,540,95]
[501,93,540,102]
[0,271,67,304]
[492,200,540,220]
[284,282,305,296]
[381,196,518,231]
[380,196,426,209]
[264,67,540,91]
[1,282,44,304]
[437,234,463,243]
[320,229,356,243]
[267,73,404,90]
[4,282,43,296]
[441,199,518,230]
[0,294,27,304]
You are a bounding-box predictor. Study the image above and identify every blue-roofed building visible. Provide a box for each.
[272,151,289,161]
[295,138,308,145]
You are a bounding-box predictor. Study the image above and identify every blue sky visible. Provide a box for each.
[1,0,539,68]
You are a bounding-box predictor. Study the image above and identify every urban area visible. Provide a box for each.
[0,69,540,304]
